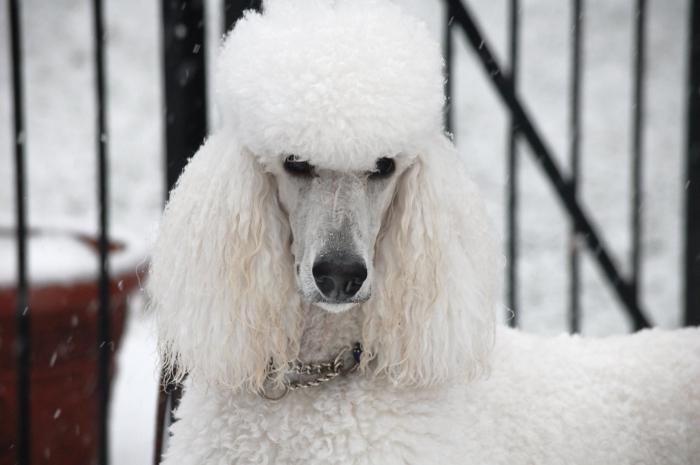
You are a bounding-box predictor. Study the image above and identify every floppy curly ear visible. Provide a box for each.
[148,130,301,391]
[362,135,499,386]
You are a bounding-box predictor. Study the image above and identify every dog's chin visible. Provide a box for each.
[315,302,359,314]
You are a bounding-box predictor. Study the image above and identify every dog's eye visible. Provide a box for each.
[369,157,395,179]
[283,155,314,176]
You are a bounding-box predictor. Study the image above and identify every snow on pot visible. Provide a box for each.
[0,226,144,464]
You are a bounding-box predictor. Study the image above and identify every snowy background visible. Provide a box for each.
[0,0,689,463]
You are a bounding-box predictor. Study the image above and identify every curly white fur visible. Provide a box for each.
[215,0,444,170]
[148,1,700,463]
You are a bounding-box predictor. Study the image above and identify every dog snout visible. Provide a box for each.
[312,254,367,301]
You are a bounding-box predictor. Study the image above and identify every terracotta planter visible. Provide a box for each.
[0,230,141,465]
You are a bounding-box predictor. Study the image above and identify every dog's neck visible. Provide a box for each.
[297,303,364,363]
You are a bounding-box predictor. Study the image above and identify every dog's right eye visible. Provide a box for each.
[283,155,314,176]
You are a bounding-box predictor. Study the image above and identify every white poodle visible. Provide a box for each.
[148,1,700,463]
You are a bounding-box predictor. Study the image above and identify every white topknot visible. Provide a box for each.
[215,0,446,170]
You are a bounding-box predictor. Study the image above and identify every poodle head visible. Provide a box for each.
[149,0,499,391]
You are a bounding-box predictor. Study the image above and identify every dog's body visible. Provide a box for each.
[150,1,700,463]
[164,327,699,465]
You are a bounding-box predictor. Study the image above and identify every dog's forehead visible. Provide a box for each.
[216,0,445,163]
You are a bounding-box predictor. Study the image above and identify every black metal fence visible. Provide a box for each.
[6,0,699,464]
[7,0,112,463]
[444,0,699,331]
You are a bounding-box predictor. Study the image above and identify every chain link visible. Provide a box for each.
[259,343,362,401]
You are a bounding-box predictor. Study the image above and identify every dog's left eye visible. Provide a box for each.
[283,155,314,176]
[369,157,395,179]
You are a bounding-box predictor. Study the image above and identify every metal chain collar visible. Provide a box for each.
[259,343,363,401]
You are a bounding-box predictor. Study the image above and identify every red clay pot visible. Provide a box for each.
[0,233,141,465]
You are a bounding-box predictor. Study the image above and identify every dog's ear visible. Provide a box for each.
[148,131,301,391]
[362,135,499,386]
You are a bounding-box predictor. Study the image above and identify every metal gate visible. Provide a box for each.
[5,0,699,464]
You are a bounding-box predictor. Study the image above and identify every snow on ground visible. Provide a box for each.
[0,0,688,463]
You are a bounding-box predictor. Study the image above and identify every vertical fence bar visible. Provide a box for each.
[9,0,30,463]
[153,381,183,464]
[444,1,454,136]
[224,0,262,32]
[506,0,520,327]
[631,0,646,315]
[163,0,208,191]
[685,0,700,326]
[153,382,168,464]
[92,0,111,463]
[568,0,583,333]
[156,1,208,462]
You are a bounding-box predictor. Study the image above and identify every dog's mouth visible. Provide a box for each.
[296,276,371,313]
[307,284,371,313]
[314,301,361,313]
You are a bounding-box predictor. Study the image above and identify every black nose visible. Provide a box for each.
[312,255,367,301]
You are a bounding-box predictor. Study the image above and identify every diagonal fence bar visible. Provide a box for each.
[9,0,31,463]
[447,0,651,329]
[92,0,112,463]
